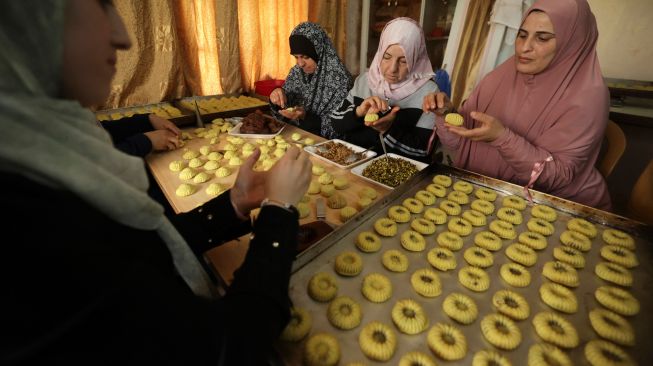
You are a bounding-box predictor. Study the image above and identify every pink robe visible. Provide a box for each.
[437,0,611,211]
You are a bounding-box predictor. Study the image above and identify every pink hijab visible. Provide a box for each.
[367,17,433,101]
[452,0,611,209]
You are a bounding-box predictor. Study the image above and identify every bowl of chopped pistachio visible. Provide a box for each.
[351,153,428,189]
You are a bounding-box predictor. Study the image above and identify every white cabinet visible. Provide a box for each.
[359,0,458,73]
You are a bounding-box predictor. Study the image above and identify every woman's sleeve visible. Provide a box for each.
[489,103,608,191]
[101,114,154,157]
[330,93,379,147]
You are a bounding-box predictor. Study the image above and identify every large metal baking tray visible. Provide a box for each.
[277,163,652,365]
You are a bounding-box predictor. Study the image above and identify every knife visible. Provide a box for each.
[379,132,389,161]
[193,99,204,128]
[316,198,326,221]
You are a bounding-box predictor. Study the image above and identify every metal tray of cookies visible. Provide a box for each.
[276,163,652,365]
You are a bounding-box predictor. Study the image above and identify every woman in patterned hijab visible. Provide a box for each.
[269,22,353,139]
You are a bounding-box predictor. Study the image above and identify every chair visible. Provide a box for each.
[597,120,626,178]
[627,159,653,225]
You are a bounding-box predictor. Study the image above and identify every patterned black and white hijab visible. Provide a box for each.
[283,22,352,139]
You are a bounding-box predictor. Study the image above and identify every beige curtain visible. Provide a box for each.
[216,1,243,93]
[103,0,186,109]
[237,0,309,92]
[308,0,348,62]
[450,0,495,109]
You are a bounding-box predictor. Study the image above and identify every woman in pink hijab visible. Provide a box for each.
[424,0,611,210]
[331,17,439,162]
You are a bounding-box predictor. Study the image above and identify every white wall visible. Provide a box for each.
[590,0,653,81]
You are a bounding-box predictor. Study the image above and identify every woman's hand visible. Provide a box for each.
[144,130,180,151]
[269,88,287,109]
[422,92,453,115]
[445,111,506,142]
[366,106,400,134]
[279,106,305,120]
[355,96,390,118]
[149,114,181,135]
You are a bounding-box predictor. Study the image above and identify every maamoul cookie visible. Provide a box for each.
[440,200,462,215]
[340,206,357,222]
[442,292,478,324]
[433,174,452,187]
[490,220,517,240]
[539,282,578,313]
[553,246,586,268]
[411,268,442,297]
[505,243,538,266]
[493,289,530,320]
[532,312,579,348]
[500,262,531,287]
[280,307,312,342]
[169,160,185,172]
[207,151,222,161]
[602,228,635,250]
[559,230,592,252]
[459,266,490,292]
[403,198,425,214]
[480,313,522,350]
[519,231,548,250]
[358,197,372,210]
[448,190,470,205]
[528,343,572,366]
[427,247,457,271]
[333,177,349,190]
[391,298,429,334]
[388,205,411,223]
[595,262,633,287]
[427,323,467,361]
[474,231,503,251]
[318,172,333,185]
[502,195,527,210]
[423,207,447,224]
[448,217,473,236]
[298,202,310,219]
[472,350,512,366]
[437,231,464,251]
[542,261,579,287]
[179,167,197,180]
[308,272,338,302]
[588,308,635,346]
[374,218,397,237]
[426,183,447,197]
[567,217,597,238]
[445,112,464,126]
[531,204,558,222]
[398,351,437,366]
[222,150,236,160]
[361,273,392,303]
[600,245,639,268]
[584,339,634,366]
[327,193,347,209]
[382,250,409,273]
[453,180,473,194]
[192,172,211,184]
[401,230,426,252]
[415,190,436,205]
[595,286,640,316]
[364,113,379,123]
[215,166,231,178]
[304,137,315,145]
[304,333,340,366]
[312,164,325,175]
[182,149,199,160]
[175,183,196,197]
[358,321,397,361]
[527,218,556,236]
[205,183,224,197]
[188,157,203,168]
[356,231,381,253]
[497,207,523,225]
[462,209,487,226]
[475,187,497,202]
[471,199,495,215]
[334,251,363,277]
[327,296,362,330]
[463,246,494,268]
[291,132,302,141]
[320,184,336,197]
[203,160,219,171]
[199,145,211,156]
[307,181,321,194]
[411,218,436,235]
[228,156,243,166]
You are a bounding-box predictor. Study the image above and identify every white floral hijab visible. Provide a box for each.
[0,0,213,298]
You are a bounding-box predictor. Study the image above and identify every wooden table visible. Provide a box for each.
[146,121,390,285]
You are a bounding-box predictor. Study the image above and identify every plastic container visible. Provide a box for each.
[254,79,285,97]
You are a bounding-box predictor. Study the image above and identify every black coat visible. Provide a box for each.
[1,172,299,365]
